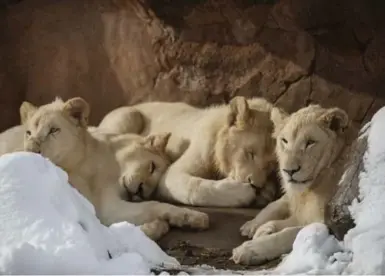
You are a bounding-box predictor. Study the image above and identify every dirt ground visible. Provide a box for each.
[155,207,281,273]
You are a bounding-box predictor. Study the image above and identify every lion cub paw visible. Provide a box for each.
[216,178,256,207]
[169,209,209,230]
[140,219,170,241]
[240,219,260,238]
[253,221,277,238]
[231,240,268,265]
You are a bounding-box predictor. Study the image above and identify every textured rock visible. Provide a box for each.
[0,0,384,132]
[325,132,367,241]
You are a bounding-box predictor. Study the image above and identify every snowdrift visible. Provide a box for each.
[0,152,179,274]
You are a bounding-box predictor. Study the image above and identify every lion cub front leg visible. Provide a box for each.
[140,219,170,241]
[240,195,289,238]
[100,195,209,231]
[157,202,210,230]
[156,146,257,207]
[253,216,298,239]
[232,226,302,265]
[129,200,210,230]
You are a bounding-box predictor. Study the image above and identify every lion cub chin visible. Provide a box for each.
[231,104,357,265]
[19,97,209,241]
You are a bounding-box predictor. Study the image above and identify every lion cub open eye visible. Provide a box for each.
[149,161,156,174]
[305,139,316,149]
[26,130,31,136]
[281,138,288,144]
[48,127,60,135]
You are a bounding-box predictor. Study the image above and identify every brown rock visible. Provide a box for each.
[325,132,367,240]
[270,0,344,32]
[275,77,311,113]
[310,75,374,123]
[1,0,384,132]
[362,98,385,125]
[364,36,385,75]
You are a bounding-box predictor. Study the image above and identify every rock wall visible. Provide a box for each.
[0,0,385,131]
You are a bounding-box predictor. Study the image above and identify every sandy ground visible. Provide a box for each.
[156,207,281,273]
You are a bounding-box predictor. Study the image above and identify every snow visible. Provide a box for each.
[253,106,385,275]
[0,152,179,274]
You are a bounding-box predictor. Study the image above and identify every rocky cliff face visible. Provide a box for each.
[0,0,384,132]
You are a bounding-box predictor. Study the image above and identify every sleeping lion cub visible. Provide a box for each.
[89,128,172,204]
[99,96,280,208]
[231,104,357,265]
[20,97,209,241]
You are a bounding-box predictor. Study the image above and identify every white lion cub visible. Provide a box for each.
[231,104,357,265]
[89,128,172,204]
[20,97,209,241]
[0,125,24,155]
[99,96,279,208]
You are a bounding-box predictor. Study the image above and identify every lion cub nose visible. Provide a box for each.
[283,166,301,177]
[247,175,262,193]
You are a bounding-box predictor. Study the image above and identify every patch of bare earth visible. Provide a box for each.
[153,207,281,274]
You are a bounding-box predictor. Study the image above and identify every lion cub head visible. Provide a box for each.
[20,97,90,169]
[215,96,276,189]
[114,133,172,202]
[272,104,351,191]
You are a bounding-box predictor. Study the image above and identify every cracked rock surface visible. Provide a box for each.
[0,0,385,131]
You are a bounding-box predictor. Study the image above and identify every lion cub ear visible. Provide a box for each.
[20,101,38,124]
[227,96,250,128]
[318,107,349,132]
[62,97,90,128]
[142,132,171,152]
[270,107,289,138]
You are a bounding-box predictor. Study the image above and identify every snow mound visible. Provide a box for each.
[0,152,179,274]
[257,106,385,275]
[343,106,385,274]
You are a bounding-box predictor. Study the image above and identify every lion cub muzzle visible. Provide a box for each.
[282,166,301,177]
[119,175,145,202]
[282,165,312,185]
[24,139,42,154]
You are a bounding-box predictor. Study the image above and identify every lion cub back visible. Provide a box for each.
[0,125,25,155]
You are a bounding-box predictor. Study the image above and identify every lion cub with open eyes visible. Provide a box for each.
[20,97,209,241]
[231,104,357,265]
